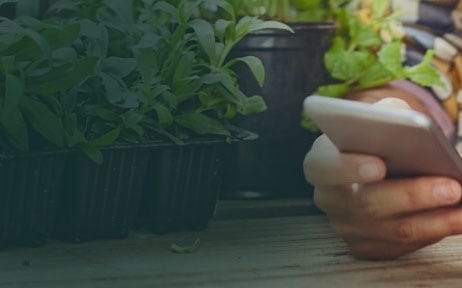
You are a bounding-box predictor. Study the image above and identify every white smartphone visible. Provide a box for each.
[304,95,462,181]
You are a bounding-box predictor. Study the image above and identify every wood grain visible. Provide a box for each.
[1,215,462,287]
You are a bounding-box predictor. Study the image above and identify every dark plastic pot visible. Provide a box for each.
[0,151,67,248]
[0,2,15,18]
[224,22,335,199]
[138,138,227,234]
[56,145,151,242]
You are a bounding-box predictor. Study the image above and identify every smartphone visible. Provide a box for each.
[303,95,462,181]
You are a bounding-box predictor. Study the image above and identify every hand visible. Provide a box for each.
[304,98,462,260]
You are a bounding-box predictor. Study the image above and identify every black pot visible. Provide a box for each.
[138,138,227,234]
[56,145,151,242]
[224,22,335,199]
[0,151,67,248]
[0,2,15,18]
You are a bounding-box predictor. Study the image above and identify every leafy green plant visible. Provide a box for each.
[228,0,331,22]
[316,0,440,96]
[0,0,291,162]
[301,0,442,130]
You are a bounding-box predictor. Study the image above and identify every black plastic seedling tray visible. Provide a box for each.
[0,150,67,248]
[56,145,151,242]
[138,138,227,234]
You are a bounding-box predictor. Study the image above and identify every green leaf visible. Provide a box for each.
[79,20,109,57]
[215,19,235,42]
[41,23,80,50]
[153,1,180,21]
[135,47,159,85]
[26,57,98,94]
[199,91,225,108]
[52,47,77,63]
[297,8,327,22]
[241,18,294,35]
[378,42,405,78]
[152,102,173,126]
[189,19,217,65]
[171,238,201,254]
[173,52,194,85]
[22,28,51,56]
[0,107,28,151]
[63,113,86,147]
[2,59,23,110]
[78,142,103,164]
[238,95,267,115]
[20,97,65,147]
[354,28,382,47]
[357,62,394,89]
[227,56,265,87]
[404,50,443,88]
[102,0,136,32]
[301,112,319,132]
[101,73,141,108]
[102,57,137,78]
[45,0,78,14]
[372,0,390,18]
[216,103,237,120]
[200,69,228,84]
[91,127,121,147]
[325,48,374,81]
[218,79,247,108]
[88,107,120,122]
[121,110,145,137]
[0,66,28,151]
[175,113,230,136]
[315,84,349,97]
[205,0,236,20]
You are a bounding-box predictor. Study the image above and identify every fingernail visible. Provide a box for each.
[358,163,380,180]
[434,182,461,203]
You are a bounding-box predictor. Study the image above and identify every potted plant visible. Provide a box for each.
[221,0,336,199]
[0,0,292,246]
[0,4,96,247]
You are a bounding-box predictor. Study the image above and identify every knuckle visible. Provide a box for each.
[392,220,416,244]
[401,178,431,209]
[445,211,462,235]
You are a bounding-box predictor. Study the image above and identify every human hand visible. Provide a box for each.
[304,98,462,260]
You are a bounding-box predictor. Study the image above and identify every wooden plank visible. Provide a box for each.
[1,215,462,287]
[214,198,322,220]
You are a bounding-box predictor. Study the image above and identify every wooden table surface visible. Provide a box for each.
[2,214,462,288]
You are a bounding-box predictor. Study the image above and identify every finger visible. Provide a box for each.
[313,185,352,215]
[304,135,387,185]
[346,207,462,245]
[352,177,462,218]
